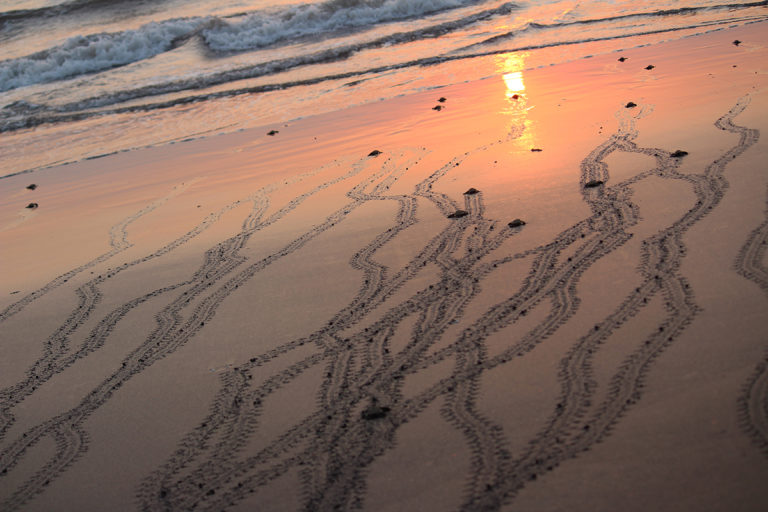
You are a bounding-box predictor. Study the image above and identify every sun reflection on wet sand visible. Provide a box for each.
[496,53,538,151]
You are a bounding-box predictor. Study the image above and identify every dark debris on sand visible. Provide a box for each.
[584,180,604,188]
[26,203,38,209]
[618,57,627,62]
[447,210,469,219]
[464,188,480,195]
[267,130,279,136]
[671,150,689,158]
[625,102,637,108]
[733,39,742,46]
[361,405,391,421]
[531,148,543,152]
[368,149,382,157]
[645,65,655,70]
[508,219,526,228]
[26,184,37,190]
[433,105,443,111]
[438,97,447,103]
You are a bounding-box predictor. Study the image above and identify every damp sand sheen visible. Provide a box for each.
[1,24,768,512]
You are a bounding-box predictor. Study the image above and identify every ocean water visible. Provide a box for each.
[1,0,766,177]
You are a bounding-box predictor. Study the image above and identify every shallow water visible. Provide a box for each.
[1,0,766,177]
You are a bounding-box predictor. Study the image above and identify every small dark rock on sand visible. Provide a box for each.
[267,130,279,136]
[508,219,526,228]
[464,188,480,195]
[361,405,391,420]
[432,105,443,111]
[733,40,742,46]
[645,65,655,70]
[625,102,637,108]
[670,150,688,158]
[26,184,37,190]
[447,210,469,219]
[511,94,520,99]
[438,97,447,102]
[26,202,39,209]
[368,149,382,157]
[531,148,543,152]
[584,180,604,188]
[618,57,627,62]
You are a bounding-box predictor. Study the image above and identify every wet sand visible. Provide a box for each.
[1,22,768,511]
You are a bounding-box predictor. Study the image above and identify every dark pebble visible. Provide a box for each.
[511,93,520,99]
[432,105,443,111]
[447,210,469,219]
[438,97,447,102]
[464,188,480,195]
[26,202,38,209]
[531,148,543,152]
[267,130,279,136]
[361,405,391,420]
[733,39,741,46]
[645,65,655,70]
[508,219,526,228]
[671,150,688,158]
[368,149,382,157]
[618,57,627,62]
[584,180,604,188]
[26,184,37,190]
[625,102,637,108]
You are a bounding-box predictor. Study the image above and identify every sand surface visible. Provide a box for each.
[1,22,768,511]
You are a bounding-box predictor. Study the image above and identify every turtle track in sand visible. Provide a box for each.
[0,98,763,511]
[735,182,768,458]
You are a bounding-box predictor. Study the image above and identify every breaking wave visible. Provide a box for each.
[0,0,490,92]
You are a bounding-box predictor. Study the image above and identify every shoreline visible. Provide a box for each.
[2,19,767,181]
[0,21,767,511]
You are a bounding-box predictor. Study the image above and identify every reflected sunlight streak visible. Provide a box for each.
[496,52,536,150]
[503,71,525,97]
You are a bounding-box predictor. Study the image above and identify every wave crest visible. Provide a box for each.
[201,0,483,52]
[0,17,206,92]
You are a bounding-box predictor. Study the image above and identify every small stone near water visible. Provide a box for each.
[438,97,447,102]
[368,149,382,157]
[508,219,526,228]
[531,148,543,152]
[361,405,390,420]
[618,57,627,62]
[267,130,279,136]
[447,210,469,219]
[26,202,38,209]
[464,188,480,195]
[645,65,655,70]
[733,39,742,46]
[625,102,637,108]
[584,180,604,188]
[432,105,443,111]
[670,150,688,158]
[26,184,37,190]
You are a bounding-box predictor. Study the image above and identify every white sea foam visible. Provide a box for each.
[201,0,481,52]
[0,18,207,92]
[0,0,481,92]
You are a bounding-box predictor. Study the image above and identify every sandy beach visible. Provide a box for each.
[1,20,768,511]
